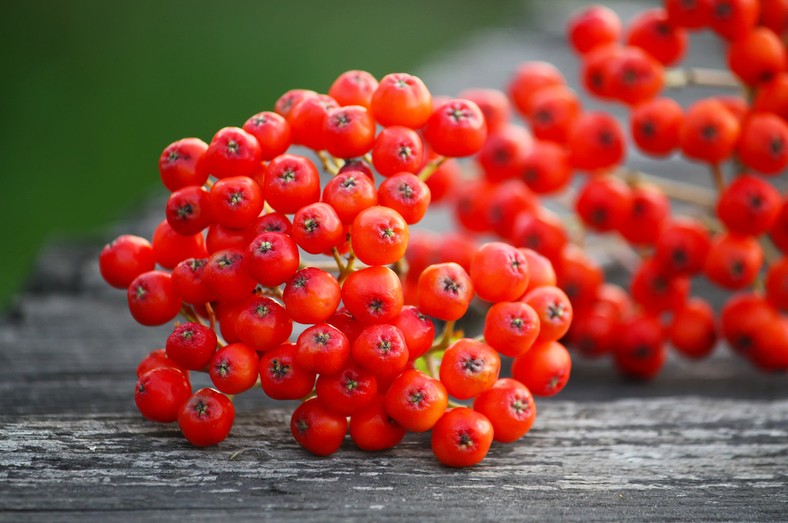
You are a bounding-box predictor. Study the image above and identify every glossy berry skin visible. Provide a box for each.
[473,379,536,443]
[274,89,318,120]
[351,206,409,266]
[391,306,435,361]
[766,258,788,310]
[292,202,344,255]
[478,124,532,182]
[127,271,182,326]
[704,234,763,290]
[322,171,378,225]
[626,8,688,66]
[512,341,571,397]
[371,126,425,177]
[99,235,156,289]
[754,73,788,121]
[246,232,300,287]
[567,5,621,54]
[202,127,262,180]
[203,249,257,303]
[349,396,406,451]
[509,61,565,117]
[737,113,788,175]
[654,219,712,276]
[329,70,379,109]
[606,47,664,106]
[135,367,192,423]
[136,348,189,378]
[679,99,740,164]
[727,27,785,85]
[568,112,625,171]
[417,262,474,322]
[296,323,350,375]
[522,286,573,344]
[260,343,316,400]
[377,173,431,225]
[520,140,573,195]
[569,306,617,358]
[208,176,264,230]
[630,97,683,157]
[581,44,622,99]
[371,73,432,129]
[235,296,293,351]
[384,369,448,432]
[178,388,235,447]
[431,408,494,468]
[556,245,605,312]
[165,185,213,236]
[440,339,501,400]
[242,111,291,161]
[618,185,670,246]
[470,242,530,303]
[206,224,248,254]
[324,105,376,159]
[665,0,712,29]
[521,248,557,292]
[716,174,781,236]
[316,364,378,416]
[771,198,788,254]
[528,85,581,144]
[669,298,718,360]
[613,315,666,381]
[151,220,208,270]
[352,324,409,378]
[341,266,404,325]
[484,301,541,358]
[165,321,218,370]
[424,99,487,157]
[630,258,690,315]
[283,268,342,324]
[290,397,347,457]
[209,343,259,395]
[159,138,209,192]
[458,88,511,132]
[575,176,632,232]
[264,154,321,214]
[708,0,760,41]
[510,209,569,264]
[721,293,779,357]
[288,94,338,151]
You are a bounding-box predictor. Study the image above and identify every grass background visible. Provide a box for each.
[0,0,522,309]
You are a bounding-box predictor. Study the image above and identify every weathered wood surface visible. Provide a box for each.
[2,1,788,520]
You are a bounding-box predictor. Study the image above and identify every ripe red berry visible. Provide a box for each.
[458,88,511,132]
[470,242,529,303]
[135,367,192,423]
[575,176,632,232]
[520,140,573,194]
[322,171,378,224]
[127,271,183,326]
[568,112,625,171]
[630,258,690,314]
[384,369,448,432]
[391,305,436,361]
[151,220,208,270]
[283,267,342,324]
[242,111,291,161]
[202,127,262,179]
[618,184,670,246]
[246,232,300,287]
[679,99,740,164]
[431,408,494,467]
[264,154,321,214]
[288,94,339,151]
[203,249,257,302]
[296,323,350,375]
[351,206,409,266]
[613,315,666,381]
[316,364,378,416]
[509,61,565,117]
[329,70,379,109]
[626,8,688,66]
[352,324,409,378]
[728,27,786,85]
[208,176,264,230]
[704,233,763,290]
[235,295,293,351]
[510,209,569,264]
[209,342,259,395]
[669,298,718,359]
[473,379,536,443]
[324,105,376,159]
[99,235,156,289]
[654,219,712,276]
[521,248,557,292]
[377,173,431,225]
[665,0,712,29]
[165,321,218,370]
[630,97,684,157]
[159,138,209,192]
[605,46,664,106]
[349,395,406,451]
[165,185,213,236]
[527,85,582,144]
[371,73,432,129]
[708,0,760,41]
[477,124,532,183]
[178,388,235,447]
[512,341,571,397]
[417,262,474,322]
[440,338,501,400]
[424,99,487,157]
[371,125,425,177]
[292,202,344,255]
[522,286,573,344]
[274,89,317,120]
[290,397,347,456]
[737,113,788,175]
[567,5,622,54]
[136,348,189,378]
[341,266,404,325]
[259,343,316,400]
[716,174,782,236]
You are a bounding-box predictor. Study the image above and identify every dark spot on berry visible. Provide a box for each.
[463,357,484,374]
[270,358,290,379]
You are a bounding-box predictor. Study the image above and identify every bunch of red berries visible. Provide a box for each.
[405,0,788,381]
[99,70,574,467]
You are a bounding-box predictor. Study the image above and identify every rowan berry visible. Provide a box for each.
[384,369,448,432]
[166,321,218,370]
[178,388,235,447]
[127,271,183,327]
[431,408,494,467]
[135,367,192,423]
[159,138,209,192]
[209,342,259,395]
[260,343,316,400]
[290,397,347,456]
[99,235,156,289]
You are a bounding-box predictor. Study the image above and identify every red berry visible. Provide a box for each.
[417,262,474,322]
[440,338,501,400]
[669,298,718,359]
[473,379,536,443]
[295,323,350,375]
[512,341,571,396]
[208,176,264,229]
[246,232,300,287]
[470,242,529,303]
[630,97,684,157]
[316,364,378,416]
[151,220,208,270]
[349,396,406,451]
[431,408,494,467]
[522,286,573,344]
[567,5,622,54]
[352,324,409,378]
[259,343,316,400]
[324,105,376,159]
[283,267,342,324]
[613,315,666,381]
[509,62,565,117]
[709,0,760,41]
[165,185,213,236]
[159,138,209,192]
[203,249,257,302]
[384,369,448,432]
[292,202,344,255]
[127,271,182,326]
[737,113,788,175]
[235,295,292,351]
[242,111,291,161]
[371,73,432,129]
[135,367,192,423]
[329,70,379,109]
[371,125,425,177]
[202,127,262,179]
[351,206,409,266]
[341,266,404,325]
[288,94,339,151]
[626,8,688,66]
[178,388,235,447]
[290,397,347,456]
[568,112,625,171]
[99,235,156,289]
[166,321,218,370]
[716,174,782,236]
[391,305,436,361]
[322,171,378,224]
[424,99,487,157]
[264,154,321,214]
[377,172,431,225]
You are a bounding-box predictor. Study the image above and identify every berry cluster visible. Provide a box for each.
[410,0,787,381]
[100,70,574,466]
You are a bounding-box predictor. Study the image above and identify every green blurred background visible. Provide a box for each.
[0,0,523,310]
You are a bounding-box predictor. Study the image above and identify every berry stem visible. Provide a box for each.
[331,247,346,273]
[425,353,440,379]
[317,151,340,176]
[710,164,726,194]
[664,67,740,89]
[418,156,447,182]
[616,168,717,209]
[205,302,217,333]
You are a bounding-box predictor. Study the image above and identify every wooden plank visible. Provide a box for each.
[1,398,787,521]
